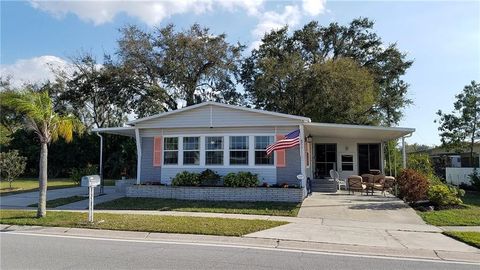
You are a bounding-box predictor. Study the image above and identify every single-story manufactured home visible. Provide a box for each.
[94,101,414,201]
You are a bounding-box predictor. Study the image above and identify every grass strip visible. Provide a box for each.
[0,179,76,196]
[417,192,480,226]
[28,196,87,208]
[96,197,301,217]
[417,206,480,226]
[0,210,287,237]
[443,231,480,249]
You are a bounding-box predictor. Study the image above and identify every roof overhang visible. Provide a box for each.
[304,122,415,141]
[92,127,136,137]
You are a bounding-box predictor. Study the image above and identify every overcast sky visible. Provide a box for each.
[1,0,479,146]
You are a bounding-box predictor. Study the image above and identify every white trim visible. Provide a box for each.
[127,101,311,125]
[305,122,415,133]
[299,124,306,188]
[135,128,142,185]
[160,133,277,169]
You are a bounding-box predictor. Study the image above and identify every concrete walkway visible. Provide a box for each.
[441,226,480,232]
[0,186,120,209]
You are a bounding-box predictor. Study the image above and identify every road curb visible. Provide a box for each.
[2,224,479,264]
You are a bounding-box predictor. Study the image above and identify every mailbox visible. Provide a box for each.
[81,175,101,187]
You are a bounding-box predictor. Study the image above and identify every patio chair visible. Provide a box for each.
[347,175,366,195]
[361,174,374,184]
[372,174,386,192]
[383,176,396,196]
[329,169,347,190]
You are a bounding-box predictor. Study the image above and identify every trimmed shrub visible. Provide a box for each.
[199,169,221,186]
[70,164,98,186]
[171,171,200,186]
[397,169,429,203]
[428,184,464,206]
[223,172,259,187]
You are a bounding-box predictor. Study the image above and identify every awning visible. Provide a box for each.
[304,122,414,141]
[92,127,136,137]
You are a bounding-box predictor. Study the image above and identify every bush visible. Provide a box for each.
[427,184,464,206]
[171,171,200,186]
[199,169,221,186]
[469,169,480,190]
[397,169,429,203]
[70,164,98,186]
[407,153,435,177]
[223,172,259,187]
[0,150,27,188]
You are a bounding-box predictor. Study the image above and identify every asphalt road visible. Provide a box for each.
[0,233,478,270]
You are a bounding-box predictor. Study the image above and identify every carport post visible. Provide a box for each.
[402,136,406,169]
[96,132,104,194]
[299,124,306,188]
[135,128,142,185]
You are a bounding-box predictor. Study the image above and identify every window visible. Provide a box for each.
[255,136,274,165]
[229,136,248,165]
[205,136,223,165]
[183,137,200,165]
[341,154,354,171]
[164,137,178,165]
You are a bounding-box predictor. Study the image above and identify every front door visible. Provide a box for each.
[314,144,337,178]
[358,143,381,175]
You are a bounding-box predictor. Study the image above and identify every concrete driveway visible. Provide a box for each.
[247,191,478,254]
[297,191,425,224]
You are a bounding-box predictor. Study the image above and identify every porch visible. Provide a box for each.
[302,123,414,192]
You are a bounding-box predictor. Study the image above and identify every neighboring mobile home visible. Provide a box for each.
[94,102,414,200]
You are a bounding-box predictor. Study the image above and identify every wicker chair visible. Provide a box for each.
[372,174,386,192]
[383,176,396,196]
[347,175,366,195]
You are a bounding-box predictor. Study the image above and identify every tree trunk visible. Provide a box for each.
[37,142,48,218]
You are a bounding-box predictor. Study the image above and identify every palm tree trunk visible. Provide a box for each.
[37,142,48,218]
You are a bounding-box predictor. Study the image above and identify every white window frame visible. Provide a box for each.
[163,137,179,165]
[205,136,224,166]
[254,135,275,166]
[182,136,200,166]
[229,135,249,166]
[161,133,277,169]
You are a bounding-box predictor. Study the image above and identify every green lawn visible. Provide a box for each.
[0,178,76,196]
[0,178,117,196]
[443,231,480,249]
[0,210,286,236]
[28,196,87,208]
[417,192,480,226]
[96,197,301,217]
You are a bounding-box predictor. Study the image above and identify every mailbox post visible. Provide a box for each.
[81,175,101,223]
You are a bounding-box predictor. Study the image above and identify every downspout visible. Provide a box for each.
[96,132,104,194]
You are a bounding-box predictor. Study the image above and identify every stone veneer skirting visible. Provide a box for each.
[126,185,304,203]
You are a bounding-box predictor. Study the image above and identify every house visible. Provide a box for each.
[93,101,414,201]
[412,144,480,169]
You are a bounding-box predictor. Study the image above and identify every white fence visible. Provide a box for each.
[445,167,476,186]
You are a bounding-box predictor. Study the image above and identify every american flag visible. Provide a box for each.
[266,129,300,155]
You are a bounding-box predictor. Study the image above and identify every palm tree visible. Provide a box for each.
[2,90,84,217]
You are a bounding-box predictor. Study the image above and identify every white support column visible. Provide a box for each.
[299,124,306,188]
[380,141,385,174]
[135,128,142,185]
[402,136,406,169]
